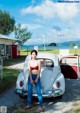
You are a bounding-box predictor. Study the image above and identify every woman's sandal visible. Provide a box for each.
[38,107,44,112]
[26,105,32,109]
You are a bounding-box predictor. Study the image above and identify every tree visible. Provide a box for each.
[70,43,76,47]
[0,10,15,35]
[14,24,32,45]
[48,42,57,46]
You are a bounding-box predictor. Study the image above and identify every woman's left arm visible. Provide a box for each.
[34,60,41,83]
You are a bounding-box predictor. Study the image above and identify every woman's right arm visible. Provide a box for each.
[28,61,33,84]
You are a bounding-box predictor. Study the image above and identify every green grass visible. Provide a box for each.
[0,56,26,94]
[3,56,26,67]
[0,69,19,94]
[20,49,80,56]
[20,49,59,56]
[69,49,80,56]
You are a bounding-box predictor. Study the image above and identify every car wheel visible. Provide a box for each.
[57,95,63,99]
[19,94,25,98]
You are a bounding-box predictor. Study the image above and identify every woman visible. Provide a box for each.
[26,50,44,112]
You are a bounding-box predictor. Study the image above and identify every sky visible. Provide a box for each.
[0,0,80,45]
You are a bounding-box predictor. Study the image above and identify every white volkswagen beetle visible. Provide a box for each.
[16,52,79,98]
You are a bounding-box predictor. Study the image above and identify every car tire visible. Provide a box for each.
[19,94,27,98]
[57,95,63,99]
[19,94,25,98]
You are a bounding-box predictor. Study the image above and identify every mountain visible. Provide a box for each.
[57,40,80,47]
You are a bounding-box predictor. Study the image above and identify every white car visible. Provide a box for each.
[15,52,79,98]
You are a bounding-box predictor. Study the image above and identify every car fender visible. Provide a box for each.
[16,72,24,89]
[53,73,65,93]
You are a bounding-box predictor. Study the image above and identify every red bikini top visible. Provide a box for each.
[30,65,39,70]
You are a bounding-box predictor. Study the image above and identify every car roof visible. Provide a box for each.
[26,52,59,66]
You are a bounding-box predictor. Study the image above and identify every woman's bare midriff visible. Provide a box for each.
[31,70,39,74]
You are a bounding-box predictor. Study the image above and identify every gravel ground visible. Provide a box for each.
[0,62,80,113]
[0,87,24,107]
[44,78,80,113]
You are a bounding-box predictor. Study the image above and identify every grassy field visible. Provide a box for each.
[0,56,26,94]
[3,56,26,67]
[20,49,80,56]
[20,49,59,56]
[69,49,80,56]
[0,69,19,95]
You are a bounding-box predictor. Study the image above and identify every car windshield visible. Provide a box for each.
[36,58,54,68]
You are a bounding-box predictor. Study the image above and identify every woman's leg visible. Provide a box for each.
[27,76,33,106]
[35,78,43,108]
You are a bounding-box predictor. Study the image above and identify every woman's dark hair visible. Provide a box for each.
[31,49,38,55]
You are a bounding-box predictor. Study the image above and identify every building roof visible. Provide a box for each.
[0,34,17,41]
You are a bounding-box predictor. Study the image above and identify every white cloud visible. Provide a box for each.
[45,28,80,43]
[21,0,79,21]
[23,27,80,45]
[21,23,43,30]
[55,3,79,21]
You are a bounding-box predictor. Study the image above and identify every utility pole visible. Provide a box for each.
[42,34,46,51]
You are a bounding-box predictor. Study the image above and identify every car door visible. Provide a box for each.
[60,55,79,79]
